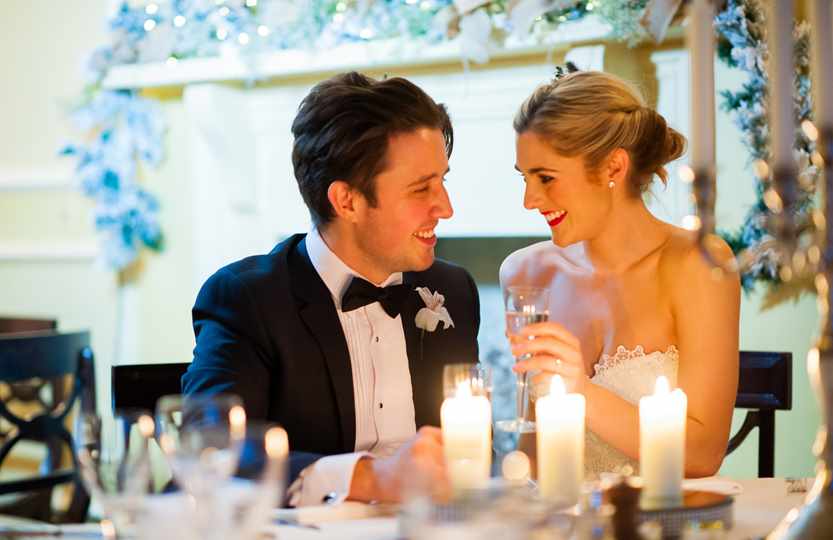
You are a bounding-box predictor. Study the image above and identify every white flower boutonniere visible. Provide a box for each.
[414,287,455,332]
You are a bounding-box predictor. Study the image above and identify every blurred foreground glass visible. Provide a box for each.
[223,422,289,540]
[443,363,493,399]
[155,394,246,540]
[155,393,246,495]
[74,409,156,538]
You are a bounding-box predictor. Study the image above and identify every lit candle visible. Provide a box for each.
[810,0,833,130]
[441,381,492,494]
[639,376,687,509]
[688,0,716,173]
[766,0,796,170]
[535,375,585,506]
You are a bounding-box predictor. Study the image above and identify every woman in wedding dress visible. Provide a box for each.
[502,70,740,477]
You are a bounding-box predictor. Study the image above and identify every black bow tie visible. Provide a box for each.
[341,278,411,318]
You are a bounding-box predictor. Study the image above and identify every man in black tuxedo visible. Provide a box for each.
[183,72,480,505]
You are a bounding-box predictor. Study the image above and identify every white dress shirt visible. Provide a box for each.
[288,228,416,506]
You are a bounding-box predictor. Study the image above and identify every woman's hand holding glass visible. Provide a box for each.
[510,321,589,396]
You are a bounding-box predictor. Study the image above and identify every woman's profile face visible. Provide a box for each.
[515,131,613,247]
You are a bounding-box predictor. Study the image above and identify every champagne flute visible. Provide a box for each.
[496,286,550,434]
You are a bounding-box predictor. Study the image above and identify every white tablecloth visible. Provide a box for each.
[0,477,810,539]
[266,478,808,540]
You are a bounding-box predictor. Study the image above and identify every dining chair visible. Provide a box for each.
[0,330,96,522]
[726,351,792,478]
[0,317,57,334]
[111,362,189,413]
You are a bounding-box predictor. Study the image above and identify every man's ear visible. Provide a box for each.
[327,180,361,223]
[605,148,630,184]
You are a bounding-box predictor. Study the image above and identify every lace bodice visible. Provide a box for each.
[585,345,679,476]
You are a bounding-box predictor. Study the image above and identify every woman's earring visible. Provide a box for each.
[608,181,615,189]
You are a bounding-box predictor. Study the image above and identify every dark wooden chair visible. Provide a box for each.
[0,331,96,522]
[0,317,57,335]
[725,351,792,477]
[111,362,189,413]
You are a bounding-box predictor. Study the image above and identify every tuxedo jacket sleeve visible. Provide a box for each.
[184,262,325,480]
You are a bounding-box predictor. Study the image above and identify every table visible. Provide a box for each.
[0,478,810,539]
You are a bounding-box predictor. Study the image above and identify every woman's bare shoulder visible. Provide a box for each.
[499,240,565,288]
[658,224,739,288]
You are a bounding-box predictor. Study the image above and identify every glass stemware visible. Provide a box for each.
[155,394,246,540]
[224,422,289,540]
[73,409,156,538]
[155,393,246,495]
[495,286,550,435]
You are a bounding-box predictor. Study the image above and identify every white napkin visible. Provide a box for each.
[682,476,744,496]
[273,502,395,526]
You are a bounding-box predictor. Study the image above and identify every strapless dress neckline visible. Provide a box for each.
[585,344,680,476]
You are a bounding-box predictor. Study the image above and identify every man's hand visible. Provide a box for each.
[348,426,448,503]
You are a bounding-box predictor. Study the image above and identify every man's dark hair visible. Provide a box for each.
[291,72,454,226]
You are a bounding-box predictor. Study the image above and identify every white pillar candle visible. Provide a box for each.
[441,381,491,494]
[810,0,833,130]
[688,0,716,172]
[766,0,796,170]
[535,375,585,506]
[639,376,687,509]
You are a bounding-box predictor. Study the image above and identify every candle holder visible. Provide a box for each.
[690,167,738,273]
[768,127,833,539]
[769,164,800,259]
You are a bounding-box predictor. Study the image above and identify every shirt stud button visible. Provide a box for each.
[375,336,380,343]
[379,402,383,409]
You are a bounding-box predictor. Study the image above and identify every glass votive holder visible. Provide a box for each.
[443,363,493,399]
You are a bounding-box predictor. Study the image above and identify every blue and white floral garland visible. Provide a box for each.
[715,0,818,296]
[63,0,818,300]
[60,0,604,271]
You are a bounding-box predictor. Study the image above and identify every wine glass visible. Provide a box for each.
[223,421,289,540]
[155,393,246,494]
[155,394,246,539]
[495,286,550,435]
[73,409,156,538]
[443,363,493,399]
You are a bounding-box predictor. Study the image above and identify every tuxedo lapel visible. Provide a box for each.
[403,272,439,426]
[401,273,424,375]
[290,237,356,451]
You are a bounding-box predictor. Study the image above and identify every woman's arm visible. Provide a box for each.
[664,237,740,476]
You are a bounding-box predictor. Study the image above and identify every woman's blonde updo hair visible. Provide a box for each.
[513,70,686,196]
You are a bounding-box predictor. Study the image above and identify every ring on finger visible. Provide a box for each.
[554,358,563,369]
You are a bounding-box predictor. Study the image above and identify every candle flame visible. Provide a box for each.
[456,381,472,398]
[654,375,670,395]
[137,414,155,438]
[550,375,567,396]
[265,427,289,459]
[229,404,247,426]
[522,305,534,314]
[549,374,566,397]
[229,405,247,439]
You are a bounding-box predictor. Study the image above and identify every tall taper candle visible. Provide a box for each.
[640,376,687,509]
[765,0,796,169]
[810,0,833,130]
[536,375,585,506]
[688,0,716,173]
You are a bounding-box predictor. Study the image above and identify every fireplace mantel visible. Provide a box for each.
[101,16,613,90]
